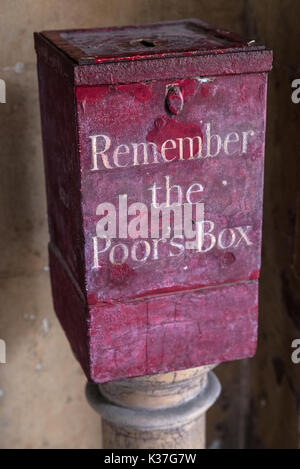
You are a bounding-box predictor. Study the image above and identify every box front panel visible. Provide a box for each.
[89,280,258,382]
[76,73,267,304]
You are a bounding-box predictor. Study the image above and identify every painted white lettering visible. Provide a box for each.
[89,135,112,170]
[235,226,253,247]
[218,228,236,249]
[92,237,111,268]
[186,183,204,204]
[170,236,185,257]
[113,144,129,167]
[242,130,255,153]
[165,175,182,207]
[132,142,159,166]
[109,243,129,264]
[161,139,176,162]
[224,132,240,155]
[197,220,216,252]
[205,123,222,158]
[177,136,202,160]
[132,240,151,262]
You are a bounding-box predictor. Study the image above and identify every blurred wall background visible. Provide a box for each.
[0,0,299,449]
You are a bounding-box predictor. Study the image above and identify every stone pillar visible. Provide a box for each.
[86,365,221,449]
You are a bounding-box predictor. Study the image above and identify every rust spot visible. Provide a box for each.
[109,263,134,285]
[221,252,236,267]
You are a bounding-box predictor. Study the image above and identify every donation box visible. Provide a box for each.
[35,19,273,383]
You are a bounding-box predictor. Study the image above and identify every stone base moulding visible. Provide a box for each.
[86,365,221,449]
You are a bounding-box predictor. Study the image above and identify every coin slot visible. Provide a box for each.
[131,39,157,48]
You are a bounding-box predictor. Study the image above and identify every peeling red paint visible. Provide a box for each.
[109,263,135,286]
[146,114,203,158]
[115,83,152,103]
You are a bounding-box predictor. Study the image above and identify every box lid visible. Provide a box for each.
[39,18,267,65]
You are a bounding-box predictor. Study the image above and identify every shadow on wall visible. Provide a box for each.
[0,62,47,280]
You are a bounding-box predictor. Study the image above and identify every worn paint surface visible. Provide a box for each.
[77,73,266,303]
[35,19,272,383]
[41,19,264,65]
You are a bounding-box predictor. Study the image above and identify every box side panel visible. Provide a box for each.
[36,48,85,293]
[89,280,258,383]
[49,245,90,378]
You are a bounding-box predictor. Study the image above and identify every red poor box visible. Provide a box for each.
[35,19,273,383]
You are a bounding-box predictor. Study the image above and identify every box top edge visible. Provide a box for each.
[35,18,267,66]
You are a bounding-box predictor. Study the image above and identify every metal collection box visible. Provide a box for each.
[35,19,272,382]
